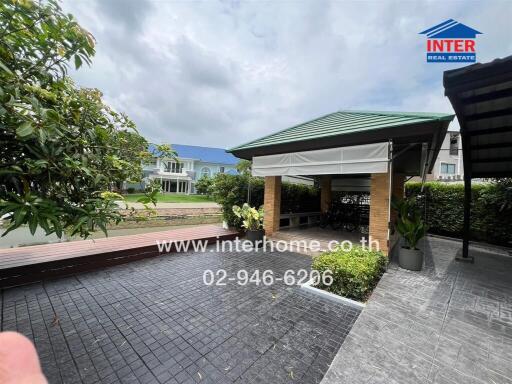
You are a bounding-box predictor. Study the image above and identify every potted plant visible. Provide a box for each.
[393,198,427,271]
[232,203,265,243]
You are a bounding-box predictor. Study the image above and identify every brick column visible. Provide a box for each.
[369,172,391,255]
[263,176,281,235]
[320,176,332,213]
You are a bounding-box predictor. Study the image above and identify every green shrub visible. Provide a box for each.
[312,246,387,302]
[126,187,136,194]
[406,181,512,246]
[208,173,319,228]
[281,182,320,213]
[195,175,213,195]
[208,173,263,227]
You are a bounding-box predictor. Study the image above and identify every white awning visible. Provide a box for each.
[252,142,389,176]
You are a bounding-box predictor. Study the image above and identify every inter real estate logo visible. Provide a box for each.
[420,19,482,63]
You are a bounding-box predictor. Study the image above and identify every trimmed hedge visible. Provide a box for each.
[312,246,387,302]
[406,181,512,246]
[207,173,319,227]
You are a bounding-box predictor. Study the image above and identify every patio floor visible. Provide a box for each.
[322,236,512,384]
[270,226,366,256]
[0,246,359,384]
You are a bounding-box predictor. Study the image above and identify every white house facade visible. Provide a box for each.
[430,131,464,181]
[141,144,239,194]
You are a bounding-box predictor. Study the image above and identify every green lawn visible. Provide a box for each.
[123,193,213,203]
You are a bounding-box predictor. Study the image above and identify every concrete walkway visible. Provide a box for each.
[322,236,512,384]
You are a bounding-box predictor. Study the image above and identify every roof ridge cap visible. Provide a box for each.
[337,110,453,120]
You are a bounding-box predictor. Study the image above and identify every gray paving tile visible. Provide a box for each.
[1,247,359,383]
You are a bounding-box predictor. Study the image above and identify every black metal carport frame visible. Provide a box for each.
[444,55,512,261]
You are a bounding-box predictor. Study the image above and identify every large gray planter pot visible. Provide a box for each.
[246,229,264,245]
[398,247,423,271]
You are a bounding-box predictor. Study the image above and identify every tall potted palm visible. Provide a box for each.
[393,198,427,271]
[232,203,265,243]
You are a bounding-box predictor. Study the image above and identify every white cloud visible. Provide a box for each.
[62,0,511,147]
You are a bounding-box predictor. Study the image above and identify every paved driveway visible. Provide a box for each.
[1,248,359,384]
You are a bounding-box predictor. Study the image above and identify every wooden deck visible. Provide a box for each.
[0,225,238,288]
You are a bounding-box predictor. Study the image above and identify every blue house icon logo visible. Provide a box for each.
[419,20,482,63]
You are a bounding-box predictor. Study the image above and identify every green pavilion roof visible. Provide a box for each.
[228,110,454,152]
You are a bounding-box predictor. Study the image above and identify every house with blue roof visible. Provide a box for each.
[141,144,239,194]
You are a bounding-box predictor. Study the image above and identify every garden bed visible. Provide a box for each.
[304,246,387,305]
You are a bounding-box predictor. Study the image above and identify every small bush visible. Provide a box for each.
[312,246,387,302]
[126,187,136,194]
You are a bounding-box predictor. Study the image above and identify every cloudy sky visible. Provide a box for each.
[61,0,512,148]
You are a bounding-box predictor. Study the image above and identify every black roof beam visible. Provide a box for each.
[470,142,512,150]
[444,71,512,95]
[473,171,512,178]
[463,107,512,122]
[471,156,512,163]
[467,125,512,136]
[459,87,512,104]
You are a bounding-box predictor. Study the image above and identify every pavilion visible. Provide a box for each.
[228,110,454,255]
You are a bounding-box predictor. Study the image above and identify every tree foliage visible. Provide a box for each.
[235,159,251,176]
[195,175,212,195]
[0,0,171,238]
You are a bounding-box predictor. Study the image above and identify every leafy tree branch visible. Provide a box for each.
[0,0,170,238]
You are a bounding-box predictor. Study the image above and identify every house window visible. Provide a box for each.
[441,163,456,175]
[164,161,183,173]
[219,166,225,173]
[201,167,211,177]
[449,133,459,156]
